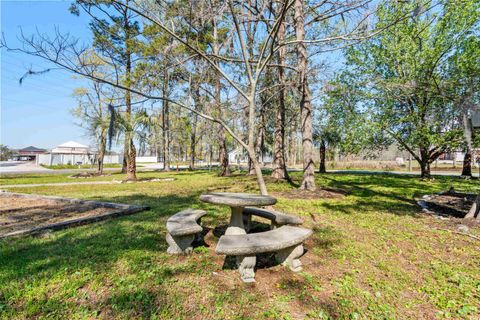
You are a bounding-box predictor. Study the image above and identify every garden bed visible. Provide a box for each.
[0,191,149,239]
[418,188,476,218]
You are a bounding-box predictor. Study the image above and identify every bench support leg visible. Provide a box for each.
[276,244,304,272]
[166,233,195,255]
[242,214,252,233]
[237,255,256,283]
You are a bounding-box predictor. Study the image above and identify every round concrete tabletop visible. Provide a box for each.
[199,192,277,207]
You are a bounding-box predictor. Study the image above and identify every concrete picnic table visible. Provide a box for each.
[199,192,276,235]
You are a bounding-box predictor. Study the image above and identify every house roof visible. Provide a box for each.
[56,141,89,149]
[19,146,46,152]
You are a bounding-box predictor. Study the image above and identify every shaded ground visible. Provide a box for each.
[272,187,348,200]
[0,195,114,237]
[0,171,479,319]
[422,193,476,218]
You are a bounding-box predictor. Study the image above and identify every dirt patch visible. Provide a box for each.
[0,192,148,238]
[273,187,347,200]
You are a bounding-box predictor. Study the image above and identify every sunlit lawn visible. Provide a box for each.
[0,171,479,319]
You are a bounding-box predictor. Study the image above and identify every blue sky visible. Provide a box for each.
[0,1,350,151]
[1,0,92,149]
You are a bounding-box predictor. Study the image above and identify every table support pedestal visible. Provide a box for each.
[226,206,246,235]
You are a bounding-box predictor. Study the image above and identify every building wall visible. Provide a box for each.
[51,147,89,154]
[37,153,121,166]
[135,156,157,163]
[472,111,480,128]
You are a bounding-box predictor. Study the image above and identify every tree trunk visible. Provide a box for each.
[248,109,265,176]
[213,16,230,177]
[246,90,268,194]
[125,137,137,181]
[122,0,136,180]
[319,139,326,174]
[218,129,230,176]
[461,151,472,177]
[118,1,136,179]
[190,121,196,170]
[461,111,473,177]
[464,193,480,220]
[122,144,128,173]
[246,146,268,195]
[294,0,316,190]
[271,100,289,179]
[246,155,255,175]
[189,69,202,171]
[419,159,431,179]
[271,4,289,180]
[288,128,297,166]
[208,144,213,169]
[156,112,162,163]
[162,73,171,171]
[97,130,107,175]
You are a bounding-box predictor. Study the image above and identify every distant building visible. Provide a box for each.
[11,146,46,161]
[472,111,480,129]
[228,148,272,164]
[51,141,90,155]
[36,141,121,166]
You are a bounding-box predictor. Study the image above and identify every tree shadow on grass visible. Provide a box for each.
[317,175,428,217]
[0,193,235,316]
[0,192,213,284]
[0,185,357,319]
[323,172,459,196]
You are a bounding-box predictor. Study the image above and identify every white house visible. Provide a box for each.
[227,148,272,164]
[51,141,90,154]
[37,141,121,166]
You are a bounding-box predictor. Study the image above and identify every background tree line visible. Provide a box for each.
[3,0,479,196]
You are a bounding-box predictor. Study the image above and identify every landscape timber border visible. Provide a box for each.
[0,190,150,239]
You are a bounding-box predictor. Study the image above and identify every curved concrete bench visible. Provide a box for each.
[216,226,312,282]
[166,209,207,254]
[242,207,303,231]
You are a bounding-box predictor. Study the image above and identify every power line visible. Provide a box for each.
[2,81,79,99]
[2,72,79,96]
[1,97,74,110]
[2,73,82,92]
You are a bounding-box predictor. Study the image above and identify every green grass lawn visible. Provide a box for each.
[0,171,479,319]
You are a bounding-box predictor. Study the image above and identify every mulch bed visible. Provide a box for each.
[0,191,149,239]
[419,189,476,218]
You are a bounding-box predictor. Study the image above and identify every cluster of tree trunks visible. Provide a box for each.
[295,0,316,190]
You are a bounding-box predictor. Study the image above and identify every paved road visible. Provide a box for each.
[328,169,479,178]
[0,161,192,175]
[0,161,53,174]
[1,161,478,178]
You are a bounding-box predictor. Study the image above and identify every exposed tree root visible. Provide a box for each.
[433,227,480,242]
